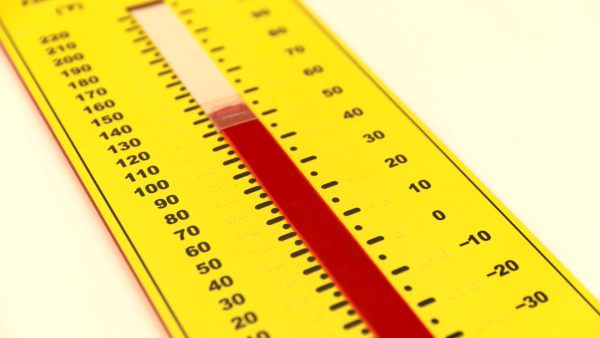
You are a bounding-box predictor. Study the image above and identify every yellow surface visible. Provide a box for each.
[0,0,598,337]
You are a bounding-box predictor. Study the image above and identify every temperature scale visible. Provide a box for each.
[1,0,598,337]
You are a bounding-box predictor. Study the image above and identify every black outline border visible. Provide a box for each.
[0,1,597,335]
[291,0,599,316]
[0,17,189,337]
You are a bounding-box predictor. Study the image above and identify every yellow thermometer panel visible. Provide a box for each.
[0,0,598,337]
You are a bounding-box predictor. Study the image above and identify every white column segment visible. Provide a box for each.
[131,3,247,118]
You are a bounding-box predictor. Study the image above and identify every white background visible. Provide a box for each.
[1,0,599,337]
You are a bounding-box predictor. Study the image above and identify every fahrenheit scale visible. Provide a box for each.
[1,0,598,337]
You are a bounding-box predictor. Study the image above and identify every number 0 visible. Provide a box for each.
[432,210,446,220]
